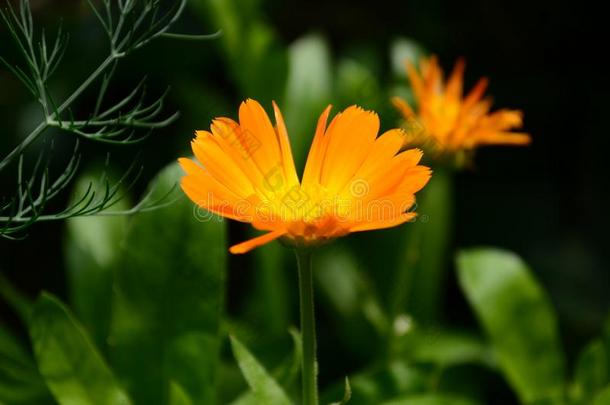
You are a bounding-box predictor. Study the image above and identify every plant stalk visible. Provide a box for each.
[295,248,318,405]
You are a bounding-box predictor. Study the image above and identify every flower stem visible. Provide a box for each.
[295,248,318,405]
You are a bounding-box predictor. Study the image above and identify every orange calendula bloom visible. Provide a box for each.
[179,99,431,254]
[392,56,531,158]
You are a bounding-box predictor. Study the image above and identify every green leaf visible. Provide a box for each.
[381,393,480,405]
[457,248,566,403]
[109,162,227,405]
[230,328,302,405]
[229,335,293,405]
[29,293,132,405]
[169,382,194,405]
[284,33,333,172]
[572,340,608,403]
[329,377,352,405]
[64,171,129,350]
[0,324,52,404]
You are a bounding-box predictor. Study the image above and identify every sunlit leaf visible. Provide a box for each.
[29,293,132,405]
[457,248,566,403]
[572,339,608,403]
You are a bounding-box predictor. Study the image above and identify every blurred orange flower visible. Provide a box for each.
[179,99,431,254]
[392,56,531,160]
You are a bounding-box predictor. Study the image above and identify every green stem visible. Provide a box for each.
[295,249,318,405]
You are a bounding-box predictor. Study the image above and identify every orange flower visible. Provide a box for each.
[392,56,531,158]
[179,99,431,254]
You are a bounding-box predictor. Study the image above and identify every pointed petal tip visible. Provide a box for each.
[228,230,286,255]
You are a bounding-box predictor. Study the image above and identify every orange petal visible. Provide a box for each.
[191,136,255,198]
[238,99,284,178]
[446,58,465,100]
[470,131,532,146]
[319,106,380,192]
[209,118,267,188]
[179,158,254,222]
[365,149,425,199]
[394,165,433,195]
[302,105,333,187]
[391,96,416,120]
[272,100,300,187]
[345,129,406,195]
[463,77,489,108]
[350,212,417,232]
[406,59,424,101]
[229,229,286,254]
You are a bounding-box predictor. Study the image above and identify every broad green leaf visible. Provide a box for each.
[457,248,566,403]
[393,168,453,322]
[390,37,426,79]
[381,393,480,405]
[109,163,227,405]
[284,33,332,171]
[170,382,194,405]
[229,335,292,405]
[572,340,608,403]
[29,293,132,405]
[64,172,128,350]
[0,324,52,404]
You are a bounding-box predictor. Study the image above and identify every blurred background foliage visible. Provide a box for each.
[1,0,609,404]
